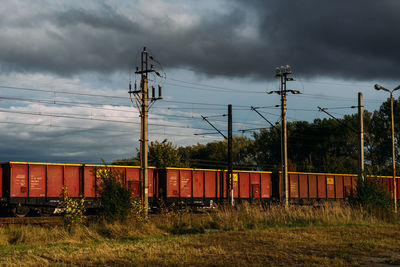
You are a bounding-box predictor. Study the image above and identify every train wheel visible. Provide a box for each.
[41,207,55,216]
[11,205,30,217]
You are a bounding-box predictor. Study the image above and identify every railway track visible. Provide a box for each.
[0,216,63,226]
[0,215,101,226]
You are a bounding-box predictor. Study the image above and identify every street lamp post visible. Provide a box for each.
[374,84,400,213]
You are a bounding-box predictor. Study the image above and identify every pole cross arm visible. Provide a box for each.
[268,90,281,95]
[286,90,301,94]
[135,69,156,74]
[268,90,300,95]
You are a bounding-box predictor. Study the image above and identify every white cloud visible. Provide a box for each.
[0,72,223,163]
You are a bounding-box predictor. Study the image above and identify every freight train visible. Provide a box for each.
[0,161,398,216]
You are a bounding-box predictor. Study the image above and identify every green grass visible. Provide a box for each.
[0,203,399,266]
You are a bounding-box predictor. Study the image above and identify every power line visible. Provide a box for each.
[165,81,265,94]
[0,94,272,128]
[0,108,213,131]
[0,95,134,112]
[0,84,250,108]
[0,94,231,121]
[0,120,222,140]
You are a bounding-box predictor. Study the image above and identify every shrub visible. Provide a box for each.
[349,177,393,218]
[131,198,147,222]
[95,166,133,222]
[95,165,147,222]
[59,185,86,229]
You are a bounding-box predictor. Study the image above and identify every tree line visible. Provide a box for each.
[113,97,400,176]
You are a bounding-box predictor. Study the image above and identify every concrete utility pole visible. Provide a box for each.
[268,65,300,207]
[129,47,163,215]
[374,84,400,213]
[358,92,364,180]
[228,104,234,206]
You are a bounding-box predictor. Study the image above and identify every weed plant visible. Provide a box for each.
[59,185,86,229]
[95,166,132,222]
[349,177,394,220]
[94,164,147,223]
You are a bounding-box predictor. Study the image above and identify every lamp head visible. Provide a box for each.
[285,65,291,73]
[374,84,382,91]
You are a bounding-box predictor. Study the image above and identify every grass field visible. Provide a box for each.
[0,204,399,266]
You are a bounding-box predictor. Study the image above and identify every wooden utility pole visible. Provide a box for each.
[358,92,364,180]
[269,65,300,207]
[129,47,163,215]
[228,104,234,206]
[390,94,397,213]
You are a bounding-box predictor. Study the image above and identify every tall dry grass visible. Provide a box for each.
[152,202,391,234]
[0,202,395,247]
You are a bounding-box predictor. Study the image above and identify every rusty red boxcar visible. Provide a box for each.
[272,171,399,203]
[0,162,157,216]
[0,161,398,216]
[157,167,272,206]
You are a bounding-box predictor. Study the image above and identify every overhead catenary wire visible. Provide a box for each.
[0,82,386,113]
[0,107,216,131]
[0,120,223,141]
[0,84,251,108]
[0,94,279,130]
[0,80,382,132]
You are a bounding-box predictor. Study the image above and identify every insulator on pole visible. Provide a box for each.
[158,85,162,99]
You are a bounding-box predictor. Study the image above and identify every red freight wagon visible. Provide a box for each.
[158,168,272,206]
[273,172,359,203]
[0,162,84,216]
[369,175,400,199]
[273,171,399,203]
[0,162,154,216]
[1,161,398,216]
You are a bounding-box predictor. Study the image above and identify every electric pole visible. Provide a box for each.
[228,104,234,206]
[268,65,300,207]
[358,92,364,180]
[129,47,164,215]
[201,105,234,206]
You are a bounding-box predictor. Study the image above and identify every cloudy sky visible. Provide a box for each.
[0,0,398,163]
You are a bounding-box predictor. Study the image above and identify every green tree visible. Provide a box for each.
[179,136,255,170]
[112,156,140,166]
[112,140,185,168]
[252,115,362,173]
[368,97,400,175]
[148,140,186,168]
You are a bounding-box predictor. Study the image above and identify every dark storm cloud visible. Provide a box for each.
[234,0,400,80]
[0,0,398,80]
